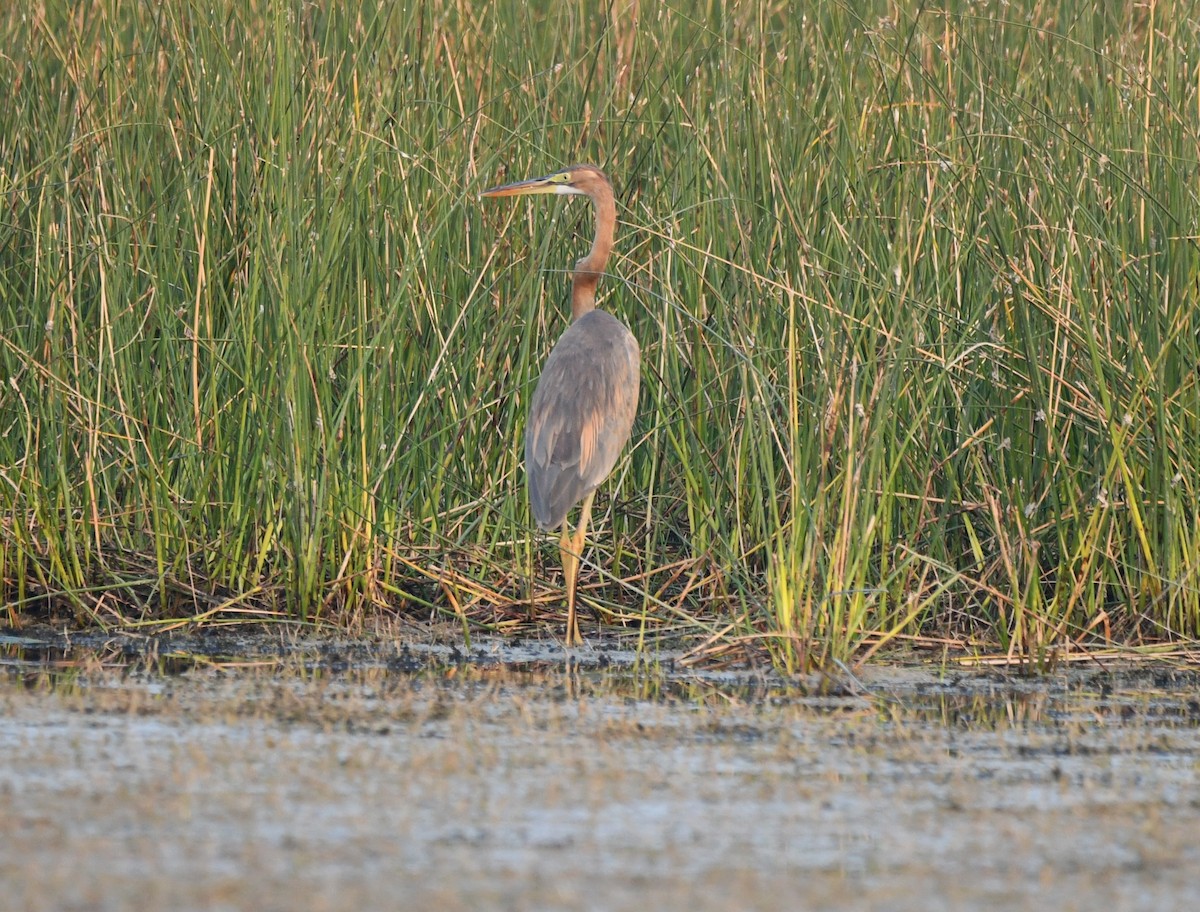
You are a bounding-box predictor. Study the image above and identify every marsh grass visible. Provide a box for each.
[2,0,1200,668]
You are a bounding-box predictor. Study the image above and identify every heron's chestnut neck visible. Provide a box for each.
[570,179,616,320]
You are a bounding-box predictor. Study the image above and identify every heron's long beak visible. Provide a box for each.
[479,174,563,199]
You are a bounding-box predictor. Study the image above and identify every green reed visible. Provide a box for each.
[2,0,1198,666]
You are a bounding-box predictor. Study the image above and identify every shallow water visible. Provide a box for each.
[2,629,1199,911]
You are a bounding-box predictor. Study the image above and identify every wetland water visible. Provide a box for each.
[2,630,1199,911]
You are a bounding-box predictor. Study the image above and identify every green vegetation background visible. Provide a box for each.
[2,0,1198,666]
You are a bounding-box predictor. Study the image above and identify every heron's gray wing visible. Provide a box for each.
[525,311,640,530]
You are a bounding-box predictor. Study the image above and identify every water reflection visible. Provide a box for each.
[3,632,1199,730]
[0,637,204,692]
[875,691,1056,727]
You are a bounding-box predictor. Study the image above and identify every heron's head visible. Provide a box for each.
[479,164,611,200]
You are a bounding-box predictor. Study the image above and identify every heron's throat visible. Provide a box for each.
[570,183,617,321]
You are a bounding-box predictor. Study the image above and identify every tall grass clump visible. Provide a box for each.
[2,0,1199,667]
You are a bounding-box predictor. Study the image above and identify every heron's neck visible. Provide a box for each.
[570,183,616,320]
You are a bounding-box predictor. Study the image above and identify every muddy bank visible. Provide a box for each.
[2,630,1198,911]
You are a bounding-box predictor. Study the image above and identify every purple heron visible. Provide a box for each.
[480,164,640,645]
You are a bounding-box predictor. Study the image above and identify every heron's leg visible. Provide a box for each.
[563,491,597,646]
[558,524,578,643]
